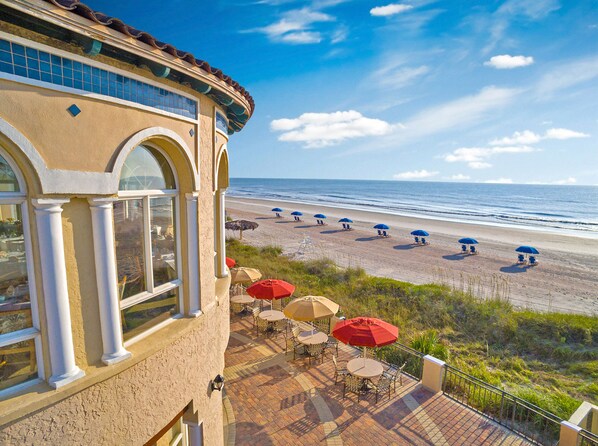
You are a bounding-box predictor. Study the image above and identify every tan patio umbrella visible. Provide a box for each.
[283,296,339,321]
[230,267,262,284]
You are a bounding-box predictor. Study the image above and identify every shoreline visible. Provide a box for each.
[228,194,598,241]
[226,196,598,316]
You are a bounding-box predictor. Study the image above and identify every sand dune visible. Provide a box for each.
[226,197,598,316]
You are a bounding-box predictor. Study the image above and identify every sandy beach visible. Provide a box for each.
[226,197,598,316]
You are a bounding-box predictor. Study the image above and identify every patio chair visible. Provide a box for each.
[275,212,281,218]
[529,256,538,266]
[230,302,244,314]
[461,244,467,253]
[252,307,260,326]
[421,237,427,245]
[517,254,525,264]
[343,374,366,401]
[285,336,304,360]
[382,230,389,237]
[414,236,419,244]
[326,336,339,356]
[273,318,287,335]
[306,342,326,366]
[383,362,405,391]
[346,224,352,230]
[373,374,393,403]
[256,316,269,336]
[377,230,382,236]
[470,245,477,255]
[332,355,348,384]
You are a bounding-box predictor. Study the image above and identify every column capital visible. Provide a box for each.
[32,198,70,212]
[88,197,119,207]
[185,192,199,201]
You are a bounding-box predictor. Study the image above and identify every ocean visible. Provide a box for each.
[228,178,598,236]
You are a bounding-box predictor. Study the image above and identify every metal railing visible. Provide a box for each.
[580,430,598,446]
[377,342,425,380]
[442,365,561,445]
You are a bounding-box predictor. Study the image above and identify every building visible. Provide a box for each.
[0,0,253,444]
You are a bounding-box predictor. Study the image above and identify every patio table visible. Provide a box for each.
[296,331,327,346]
[258,310,285,322]
[347,358,384,380]
[230,294,255,313]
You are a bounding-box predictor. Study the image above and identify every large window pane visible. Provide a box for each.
[0,204,32,335]
[0,339,37,391]
[114,199,146,299]
[122,288,178,341]
[0,154,19,192]
[119,146,175,191]
[151,197,177,287]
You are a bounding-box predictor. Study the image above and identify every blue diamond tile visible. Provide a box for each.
[67,104,81,117]
[189,128,195,137]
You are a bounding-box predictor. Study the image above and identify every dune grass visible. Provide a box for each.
[227,238,597,419]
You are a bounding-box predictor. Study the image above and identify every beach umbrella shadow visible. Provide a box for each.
[320,229,345,234]
[255,216,278,220]
[442,254,466,261]
[355,236,381,242]
[393,244,416,250]
[500,265,529,274]
[275,221,295,224]
[295,224,320,229]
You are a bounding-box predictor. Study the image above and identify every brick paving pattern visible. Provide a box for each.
[224,316,532,446]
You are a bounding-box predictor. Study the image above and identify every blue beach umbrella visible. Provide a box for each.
[338,218,353,223]
[411,230,429,237]
[272,207,283,212]
[374,224,390,230]
[458,237,478,245]
[516,246,539,255]
[291,211,303,216]
[314,214,327,219]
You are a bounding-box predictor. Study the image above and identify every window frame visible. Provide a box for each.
[0,148,44,398]
[115,144,184,345]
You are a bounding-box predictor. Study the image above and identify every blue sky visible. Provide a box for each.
[85,0,598,185]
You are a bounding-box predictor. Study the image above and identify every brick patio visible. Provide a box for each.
[224,316,532,446]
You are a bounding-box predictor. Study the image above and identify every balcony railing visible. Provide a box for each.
[580,430,598,446]
[377,342,425,380]
[442,365,562,446]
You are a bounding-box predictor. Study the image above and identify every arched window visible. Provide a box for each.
[113,145,181,342]
[0,150,41,394]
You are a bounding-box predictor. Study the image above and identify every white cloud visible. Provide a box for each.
[448,174,471,180]
[485,178,513,184]
[535,55,598,97]
[544,128,590,140]
[443,146,537,169]
[553,177,577,185]
[271,110,394,148]
[281,31,322,43]
[331,26,348,43]
[370,3,413,17]
[469,162,492,169]
[400,87,520,141]
[393,169,438,179]
[484,54,534,69]
[490,128,590,145]
[246,8,334,44]
[490,130,541,145]
[370,62,429,90]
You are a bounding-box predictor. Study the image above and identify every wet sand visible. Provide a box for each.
[226,197,598,315]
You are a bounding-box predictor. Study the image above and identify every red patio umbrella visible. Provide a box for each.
[226,257,236,268]
[246,279,295,309]
[333,317,398,358]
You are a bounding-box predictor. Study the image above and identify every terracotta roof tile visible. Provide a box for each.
[41,0,255,117]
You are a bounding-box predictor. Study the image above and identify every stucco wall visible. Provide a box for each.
[0,40,232,444]
[0,302,229,445]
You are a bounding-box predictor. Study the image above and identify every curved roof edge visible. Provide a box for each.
[33,0,254,133]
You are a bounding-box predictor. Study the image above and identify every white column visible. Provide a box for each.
[559,421,582,446]
[421,355,445,393]
[32,198,85,388]
[185,421,203,446]
[88,198,131,365]
[186,193,201,317]
[215,189,227,278]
